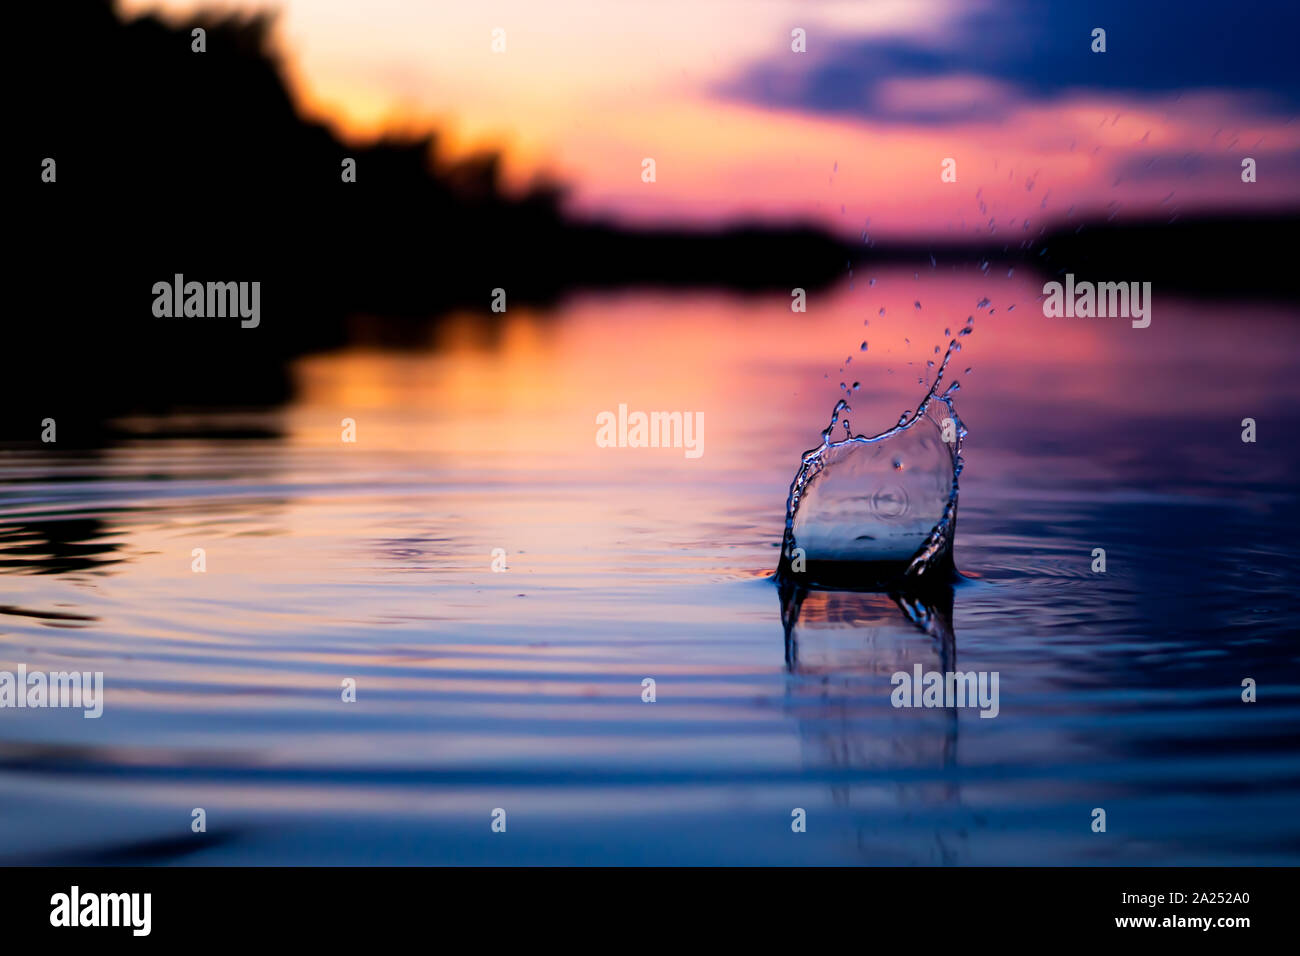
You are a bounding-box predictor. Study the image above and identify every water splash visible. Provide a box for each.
[779,337,967,588]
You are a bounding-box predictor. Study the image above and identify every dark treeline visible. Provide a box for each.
[9,0,1297,441]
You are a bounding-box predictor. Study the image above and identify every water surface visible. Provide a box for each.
[2,271,1298,864]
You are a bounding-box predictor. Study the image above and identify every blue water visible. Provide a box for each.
[2,277,1298,864]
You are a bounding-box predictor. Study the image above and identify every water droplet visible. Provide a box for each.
[860,341,868,351]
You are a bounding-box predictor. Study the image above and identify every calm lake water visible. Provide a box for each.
[3,269,1299,864]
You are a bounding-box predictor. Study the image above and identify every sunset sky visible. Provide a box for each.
[123,0,1299,236]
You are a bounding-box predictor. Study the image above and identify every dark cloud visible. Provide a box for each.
[1108,147,1300,181]
[721,0,1300,124]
